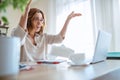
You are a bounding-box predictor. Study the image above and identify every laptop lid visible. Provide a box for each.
[91,30,112,64]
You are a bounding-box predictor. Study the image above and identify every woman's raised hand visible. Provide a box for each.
[19,0,32,30]
[67,11,82,20]
[25,0,32,15]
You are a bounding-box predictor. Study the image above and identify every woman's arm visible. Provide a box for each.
[59,11,82,39]
[19,0,32,30]
[11,0,32,45]
[45,12,82,44]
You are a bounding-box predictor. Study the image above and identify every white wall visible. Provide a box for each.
[0,0,56,36]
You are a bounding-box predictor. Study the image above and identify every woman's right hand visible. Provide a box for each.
[19,0,32,30]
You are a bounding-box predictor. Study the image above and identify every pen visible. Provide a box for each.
[37,61,60,64]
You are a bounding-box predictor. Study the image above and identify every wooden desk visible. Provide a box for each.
[18,60,120,80]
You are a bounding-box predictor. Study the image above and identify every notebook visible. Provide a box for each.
[70,30,112,65]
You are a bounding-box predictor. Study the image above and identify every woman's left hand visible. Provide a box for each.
[67,11,82,20]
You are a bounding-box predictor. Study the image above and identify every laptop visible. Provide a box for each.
[90,30,112,64]
[70,30,112,65]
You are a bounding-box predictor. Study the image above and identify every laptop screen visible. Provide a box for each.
[91,30,112,64]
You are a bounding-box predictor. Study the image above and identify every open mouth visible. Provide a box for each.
[35,26,41,32]
[37,26,41,29]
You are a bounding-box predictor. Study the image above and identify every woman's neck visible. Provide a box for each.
[28,31,37,46]
[29,31,35,38]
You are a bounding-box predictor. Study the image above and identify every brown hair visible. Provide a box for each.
[27,8,45,34]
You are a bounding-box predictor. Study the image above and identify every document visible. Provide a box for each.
[50,45,74,58]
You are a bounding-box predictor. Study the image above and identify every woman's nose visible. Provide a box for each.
[38,19,44,24]
[37,21,42,25]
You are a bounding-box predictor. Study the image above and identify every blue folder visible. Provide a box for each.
[107,52,120,59]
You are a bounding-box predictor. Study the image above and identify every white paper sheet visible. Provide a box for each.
[49,45,74,58]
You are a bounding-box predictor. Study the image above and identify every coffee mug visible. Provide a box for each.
[69,53,85,65]
[0,37,20,80]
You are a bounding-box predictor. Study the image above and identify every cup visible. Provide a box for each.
[0,37,20,80]
[69,53,85,65]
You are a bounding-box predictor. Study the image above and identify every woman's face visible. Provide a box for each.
[31,12,44,33]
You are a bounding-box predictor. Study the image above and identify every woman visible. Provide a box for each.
[11,0,82,62]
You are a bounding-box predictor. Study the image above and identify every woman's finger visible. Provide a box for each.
[27,0,32,6]
[25,0,32,13]
[69,12,82,19]
[74,13,82,16]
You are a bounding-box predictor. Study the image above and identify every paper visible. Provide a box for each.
[49,45,74,58]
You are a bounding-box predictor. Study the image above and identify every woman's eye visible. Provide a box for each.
[34,17,44,22]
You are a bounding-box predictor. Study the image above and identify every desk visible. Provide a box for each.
[18,60,120,80]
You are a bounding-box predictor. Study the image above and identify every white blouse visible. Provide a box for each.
[11,25,63,62]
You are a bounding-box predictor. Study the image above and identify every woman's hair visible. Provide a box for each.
[27,8,45,34]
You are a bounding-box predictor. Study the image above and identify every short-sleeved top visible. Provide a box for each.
[11,25,63,62]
